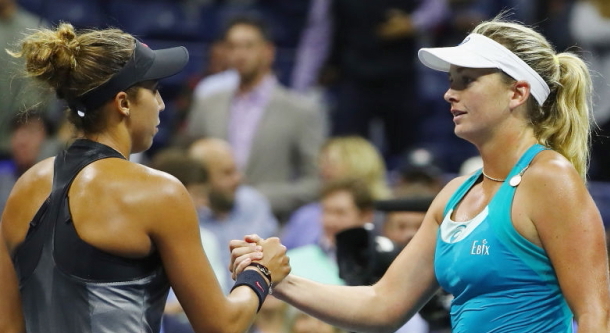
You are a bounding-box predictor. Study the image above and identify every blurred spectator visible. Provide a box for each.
[393,147,445,198]
[281,136,391,250]
[458,155,483,177]
[249,296,291,333]
[383,210,427,247]
[290,0,332,94]
[319,136,392,199]
[149,148,227,333]
[336,203,423,285]
[287,178,375,285]
[570,0,610,181]
[0,0,54,157]
[173,39,239,138]
[191,40,239,101]
[288,178,429,333]
[8,112,60,175]
[324,0,448,162]
[187,138,279,290]
[192,72,239,103]
[289,309,346,333]
[0,112,61,215]
[186,15,325,220]
[288,0,334,132]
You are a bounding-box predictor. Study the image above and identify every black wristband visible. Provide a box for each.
[248,263,273,294]
[231,269,269,311]
[247,263,272,284]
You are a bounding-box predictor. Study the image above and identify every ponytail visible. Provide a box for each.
[536,53,592,180]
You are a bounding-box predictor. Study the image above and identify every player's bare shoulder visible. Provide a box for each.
[2,157,56,251]
[68,158,185,208]
[117,162,198,232]
[522,149,582,192]
[7,157,55,206]
[518,149,588,223]
[70,158,194,229]
[132,162,189,199]
[13,157,55,189]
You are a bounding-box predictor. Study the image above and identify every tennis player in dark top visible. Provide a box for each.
[0,22,290,333]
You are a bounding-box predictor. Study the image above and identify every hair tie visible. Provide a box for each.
[67,101,87,118]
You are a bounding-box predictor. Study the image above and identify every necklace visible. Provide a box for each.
[482,170,506,182]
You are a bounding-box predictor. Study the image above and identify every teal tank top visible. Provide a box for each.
[435,144,573,333]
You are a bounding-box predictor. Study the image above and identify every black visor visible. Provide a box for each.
[71,40,189,114]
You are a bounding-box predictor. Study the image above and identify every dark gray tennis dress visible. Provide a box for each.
[12,139,169,333]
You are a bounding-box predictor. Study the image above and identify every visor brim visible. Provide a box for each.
[143,46,189,81]
[418,47,498,72]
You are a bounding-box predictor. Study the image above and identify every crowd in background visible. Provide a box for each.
[0,0,609,332]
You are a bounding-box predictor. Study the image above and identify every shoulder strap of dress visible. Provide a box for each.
[504,144,548,186]
[443,170,483,217]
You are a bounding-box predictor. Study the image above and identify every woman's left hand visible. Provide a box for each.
[228,234,263,280]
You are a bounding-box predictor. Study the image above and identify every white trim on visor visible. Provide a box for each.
[418,33,550,106]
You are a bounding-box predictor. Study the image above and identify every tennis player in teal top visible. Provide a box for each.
[230,16,610,333]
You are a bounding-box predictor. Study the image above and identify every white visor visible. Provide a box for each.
[418,33,550,106]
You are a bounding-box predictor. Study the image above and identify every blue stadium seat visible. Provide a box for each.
[202,3,304,47]
[106,0,204,41]
[273,47,296,87]
[257,0,310,48]
[201,3,264,41]
[43,0,105,29]
[17,0,45,17]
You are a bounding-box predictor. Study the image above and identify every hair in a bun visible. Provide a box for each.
[8,22,135,133]
[11,23,81,91]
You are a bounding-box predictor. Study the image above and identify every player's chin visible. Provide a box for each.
[133,137,155,155]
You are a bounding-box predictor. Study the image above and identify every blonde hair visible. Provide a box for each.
[472,18,593,180]
[321,136,392,200]
[593,0,610,18]
[8,22,136,134]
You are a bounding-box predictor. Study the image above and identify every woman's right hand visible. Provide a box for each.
[255,237,291,286]
[229,235,291,286]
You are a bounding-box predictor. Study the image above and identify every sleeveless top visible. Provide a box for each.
[434,144,573,333]
[12,139,169,333]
